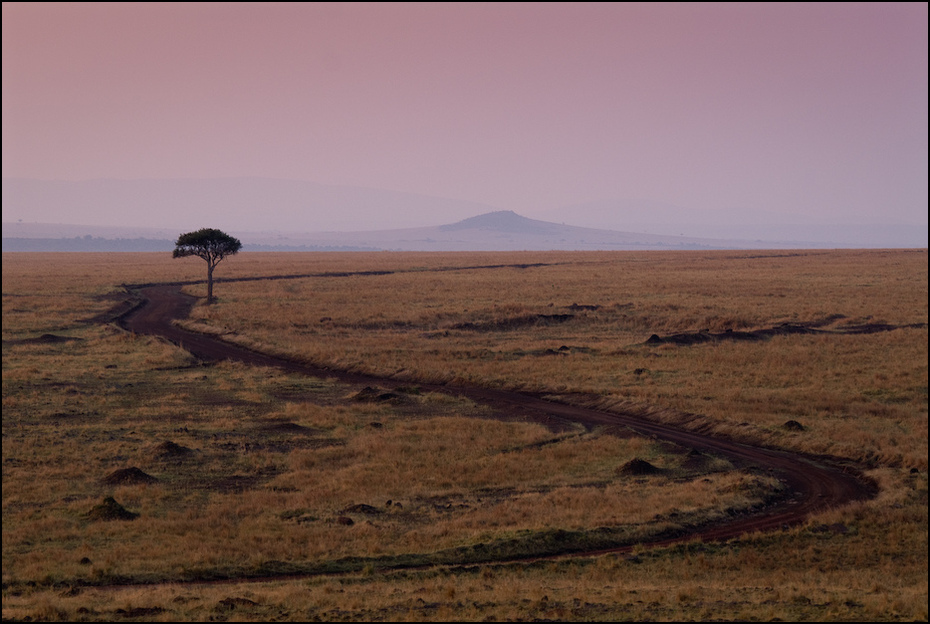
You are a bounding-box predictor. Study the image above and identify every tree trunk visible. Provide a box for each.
[206,262,215,304]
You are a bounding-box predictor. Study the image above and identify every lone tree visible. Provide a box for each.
[173,228,242,304]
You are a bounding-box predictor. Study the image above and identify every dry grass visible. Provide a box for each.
[184,249,928,468]
[2,249,926,621]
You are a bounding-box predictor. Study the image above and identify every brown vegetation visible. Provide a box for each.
[2,249,926,621]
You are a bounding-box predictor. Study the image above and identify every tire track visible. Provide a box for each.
[118,281,876,563]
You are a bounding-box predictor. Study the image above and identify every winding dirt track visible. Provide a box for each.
[119,282,876,560]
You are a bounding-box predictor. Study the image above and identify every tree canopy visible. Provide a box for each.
[173,228,242,303]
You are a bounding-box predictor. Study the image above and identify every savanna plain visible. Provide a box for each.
[2,249,927,621]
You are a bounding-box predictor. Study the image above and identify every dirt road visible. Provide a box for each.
[119,282,876,558]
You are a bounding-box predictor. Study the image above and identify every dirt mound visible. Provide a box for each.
[341,503,382,515]
[354,386,405,404]
[680,449,712,471]
[151,440,194,459]
[5,333,83,345]
[102,467,158,485]
[617,458,662,476]
[86,496,138,521]
[217,597,259,610]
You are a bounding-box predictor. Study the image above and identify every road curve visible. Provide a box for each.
[119,282,876,555]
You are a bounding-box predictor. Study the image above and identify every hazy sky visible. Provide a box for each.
[3,2,928,230]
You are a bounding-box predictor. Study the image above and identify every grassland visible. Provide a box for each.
[2,249,927,621]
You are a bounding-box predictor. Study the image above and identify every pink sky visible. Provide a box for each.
[2,2,927,230]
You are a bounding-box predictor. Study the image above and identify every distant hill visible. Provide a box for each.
[4,177,925,248]
[3,211,838,252]
[233,210,845,251]
[439,211,566,234]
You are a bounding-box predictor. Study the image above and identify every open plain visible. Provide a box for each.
[2,249,927,621]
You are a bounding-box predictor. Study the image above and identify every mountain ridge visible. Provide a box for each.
[3,210,851,252]
[3,177,925,248]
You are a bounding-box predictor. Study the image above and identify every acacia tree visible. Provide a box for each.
[172,228,242,304]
